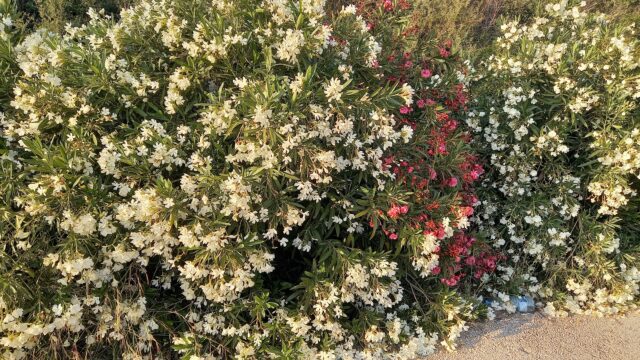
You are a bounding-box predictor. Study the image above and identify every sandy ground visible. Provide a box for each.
[429,312,640,360]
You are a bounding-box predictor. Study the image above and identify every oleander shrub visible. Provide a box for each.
[350,0,496,347]
[469,0,640,315]
[0,1,22,106]
[0,0,490,359]
[357,0,496,294]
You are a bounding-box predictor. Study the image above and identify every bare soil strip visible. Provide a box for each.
[429,312,640,360]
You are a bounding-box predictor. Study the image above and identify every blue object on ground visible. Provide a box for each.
[516,296,535,312]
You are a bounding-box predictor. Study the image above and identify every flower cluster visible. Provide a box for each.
[351,0,493,348]
[358,0,494,288]
[469,0,640,316]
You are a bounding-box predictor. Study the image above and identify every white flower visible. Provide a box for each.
[290,72,305,95]
[233,77,248,89]
[324,77,345,103]
[399,83,415,106]
[60,212,97,236]
[400,125,414,143]
[340,5,357,15]
[275,29,305,63]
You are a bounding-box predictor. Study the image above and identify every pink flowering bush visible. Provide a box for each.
[342,0,498,348]
[358,0,496,291]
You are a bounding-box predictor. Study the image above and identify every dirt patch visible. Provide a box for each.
[429,311,640,360]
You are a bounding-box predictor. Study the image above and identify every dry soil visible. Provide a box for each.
[429,311,640,360]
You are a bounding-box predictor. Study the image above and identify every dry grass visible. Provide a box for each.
[12,0,640,50]
[410,0,536,51]
[410,0,639,53]
[330,0,639,55]
[18,0,136,31]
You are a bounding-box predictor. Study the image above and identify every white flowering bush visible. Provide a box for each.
[0,1,21,106]
[469,0,640,315]
[0,0,491,358]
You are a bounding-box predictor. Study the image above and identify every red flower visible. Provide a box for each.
[387,204,409,219]
[441,276,458,287]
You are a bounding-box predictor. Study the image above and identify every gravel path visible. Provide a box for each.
[430,312,640,360]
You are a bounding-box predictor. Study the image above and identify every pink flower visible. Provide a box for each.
[399,106,411,114]
[485,259,496,269]
[421,69,432,78]
[417,99,426,108]
[441,276,458,287]
[387,204,409,219]
[389,233,398,240]
[448,177,458,187]
[461,206,474,217]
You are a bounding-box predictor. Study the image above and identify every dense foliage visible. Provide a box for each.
[0,0,491,358]
[357,0,495,294]
[0,0,639,359]
[469,0,640,315]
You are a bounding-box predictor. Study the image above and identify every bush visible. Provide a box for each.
[0,1,23,106]
[353,0,496,348]
[0,0,489,358]
[356,0,495,294]
[469,0,640,315]
[8,0,637,357]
